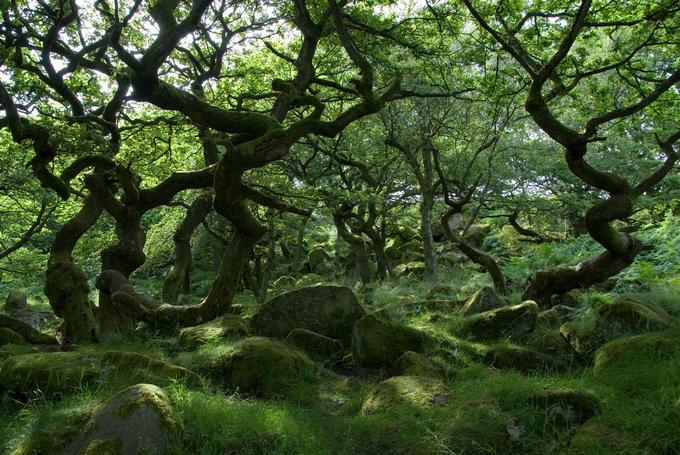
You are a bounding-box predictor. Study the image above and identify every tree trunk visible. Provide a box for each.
[44,194,101,343]
[291,216,309,273]
[162,193,212,303]
[420,196,437,281]
[333,210,371,285]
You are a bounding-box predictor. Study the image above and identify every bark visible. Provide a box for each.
[333,209,371,285]
[44,194,102,343]
[162,193,212,303]
[420,196,437,281]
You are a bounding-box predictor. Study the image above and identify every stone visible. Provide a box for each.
[445,401,511,454]
[522,329,572,358]
[272,275,297,288]
[64,384,179,455]
[593,330,680,372]
[0,314,57,344]
[529,388,600,426]
[178,314,249,348]
[537,305,575,327]
[252,285,365,346]
[459,286,503,316]
[483,345,565,373]
[214,336,317,398]
[568,420,636,454]
[286,328,344,361]
[455,301,539,341]
[395,351,443,378]
[100,351,202,387]
[5,289,27,311]
[351,315,429,368]
[307,247,330,266]
[559,322,600,358]
[360,375,450,415]
[394,261,426,277]
[0,327,26,346]
[595,298,677,340]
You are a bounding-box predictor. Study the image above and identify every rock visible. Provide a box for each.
[360,375,450,415]
[459,286,503,316]
[568,420,636,454]
[463,223,491,246]
[214,336,317,398]
[529,388,600,426]
[307,247,330,266]
[455,301,539,341]
[351,315,429,368]
[550,292,579,308]
[395,351,443,378]
[12,404,93,454]
[252,285,365,346]
[559,322,600,358]
[596,298,677,340]
[0,314,57,344]
[445,401,511,454]
[537,305,575,327]
[286,328,344,361]
[272,275,297,288]
[178,314,249,348]
[64,384,179,455]
[5,289,27,311]
[0,327,26,346]
[0,351,200,398]
[0,343,40,360]
[522,329,573,358]
[593,330,680,372]
[483,345,565,373]
[394,261,426,277]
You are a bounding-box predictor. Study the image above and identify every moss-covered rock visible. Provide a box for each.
[64,383,179,455]
[394,261,426,278]
[483,344,565,373]
[178,314,249,348]
[214,336,317,398]
[100,351,202,387]
[529,388,600,426]
[0,314,57,345]
[360,375,450,415]
[568,420,637,454]
[5,289,27,311]
[395,351,443,378]
[0,326,26,346]
[444,401,511,454]
[596,298,677,340]
[425,284,456,301]
[351,315,429,368]
[272,275,297,288]
[307,247,330,266]
[286,328,344,362]
[0,343,40,360]
[537,304,575,327]
[455,301,539,341]
[252,285,365,346]
[521,328,573,358]
[593,329,680,372]
[560,321,601,358]
[459,286,503,316]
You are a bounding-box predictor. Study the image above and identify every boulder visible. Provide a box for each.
[286,328,344,361]
[559,322,600,358]
[360,375,450,415]
[214,336,317,398]
[459,286,503,316]
[568,420,636,454]
[529,388,600,426]
[593,330,680,372]
[0,314,57,344]
[307,247,330,266]
[596,298,677,340]
[394,261,426,277]
[537,305,575,327]
[351,315,429,368]
[5,289,27,311]
[252,285,364,346]
[64,384,179,455]
[444,401,511,454]
[455,301,539,341]
[0,327,26,346]
[426,285,457,301]
[100,351,202,387]
[522,329,573,358]
[178,314,249,348]
[395,351,443,378]
[272,275,297,288]
[483,345,565,373]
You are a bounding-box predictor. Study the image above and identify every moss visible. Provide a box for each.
[216,336,317,398]
[0,343,40,359]
[455,301,539,341]
[351,315,429,368]
[285,328,345,362]
[101,351,202,387]
[521,328,572,358]
[459,286,503,315]
[13,404,94,455]
[394,261,426,277]
[483,344,566,373]
[444,401,511,454]
[568,420,638,454]
[395,351,443,378]
[593,329,680,372]
[178,314,249,348]
[560,321,601,358]
[529,388,601,426]
[112,384,179,429]
[0,327,26,346]
[360,375,450,415]
[0,314,57,345]
[78,438,123,455]
[596,298,678,339]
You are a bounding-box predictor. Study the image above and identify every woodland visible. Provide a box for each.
[0,0,679,453]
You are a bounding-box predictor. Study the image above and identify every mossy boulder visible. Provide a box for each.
[459,286,503,316]
[12,404,94,455]
[100,351,202,387]
[0,326,26,346]
[252,285,365,346]
[560,321,601,358]
[463,223,491,246]
[568,420,637,454]
[483,344,565,373]
[178,314,249,348]
[64,384,179,455]
[394,261,425,278]
[529,388,600,426]
[286,328,344,362]
[360,375,450,415]
[272,275,297,288]
[5,289,27,311]
[214,336,317,398]
[0,343,40,360]
[521,329,573,358]
[444,401,511,454]
[596,298,677,340]
[307,247,330,266]
[425,285,456,300]
[537,305,575,327]
[351,315,429,368]
[455,301,539,341]
[593,329,680,372]
[0,313,57,345]
[395,351,443,378]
